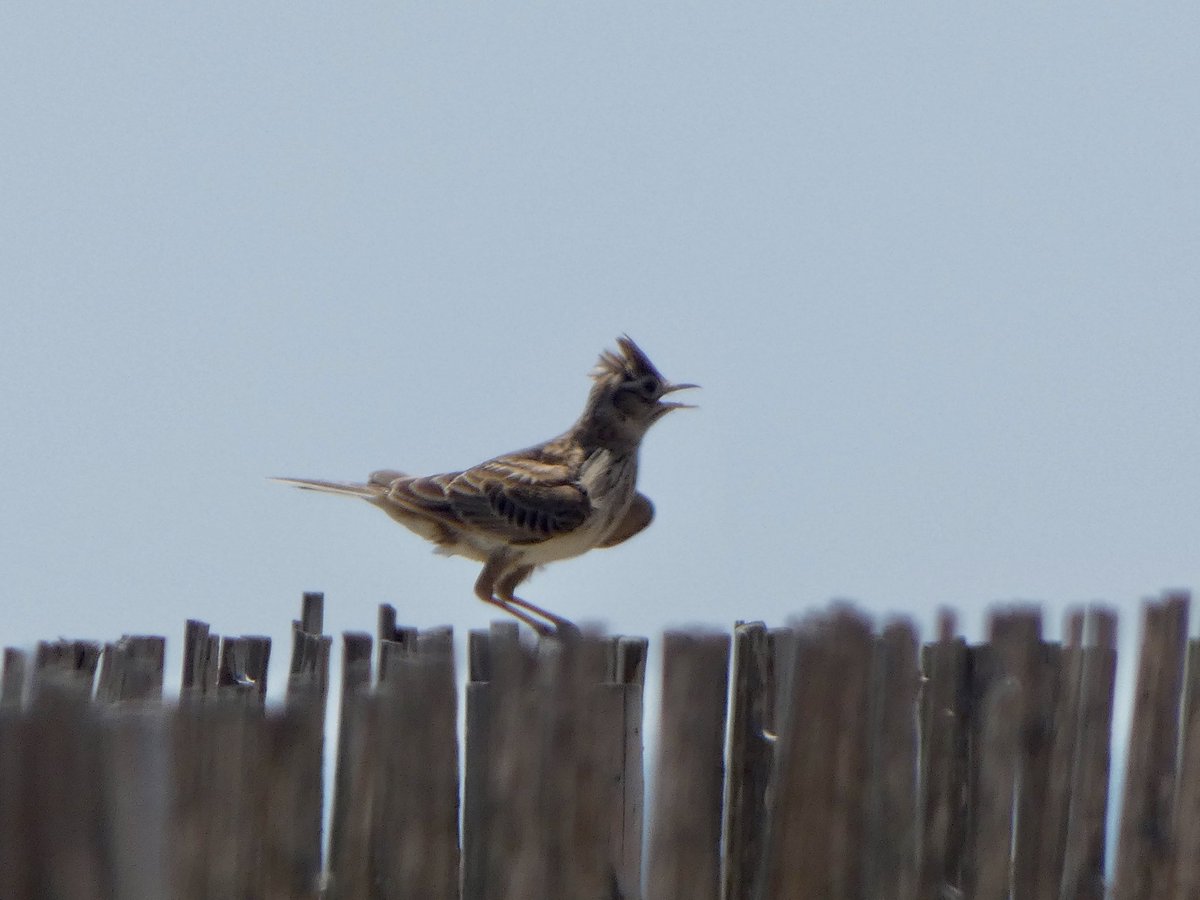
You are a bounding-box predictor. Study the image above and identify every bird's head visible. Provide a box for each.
[579,335,698,449]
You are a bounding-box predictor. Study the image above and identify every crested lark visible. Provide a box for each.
[275,336,696,634]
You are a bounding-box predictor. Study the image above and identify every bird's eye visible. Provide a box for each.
[639,377,658,395]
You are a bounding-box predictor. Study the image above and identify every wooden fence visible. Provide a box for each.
[1,589,1198,898]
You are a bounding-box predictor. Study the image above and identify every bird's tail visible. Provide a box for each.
[270,476,382,499]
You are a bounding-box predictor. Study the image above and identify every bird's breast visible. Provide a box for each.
[579,449,637,509]
[518,450,638,566]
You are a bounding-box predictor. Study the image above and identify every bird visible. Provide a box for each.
[274,336,697,635]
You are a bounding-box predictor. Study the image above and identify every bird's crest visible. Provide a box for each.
[591,335,665,384]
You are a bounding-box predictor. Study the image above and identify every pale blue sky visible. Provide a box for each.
[2,6,1198,815]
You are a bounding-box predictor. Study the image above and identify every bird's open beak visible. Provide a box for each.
[656,382,700,412]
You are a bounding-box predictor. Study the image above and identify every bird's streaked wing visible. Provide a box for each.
[378,454,591,544]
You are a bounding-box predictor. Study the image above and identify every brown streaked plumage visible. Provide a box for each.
[274,336,696,634]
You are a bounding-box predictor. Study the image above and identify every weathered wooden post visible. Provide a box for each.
[722,621,776,900]
[1113,591,1189,899]
[104,708,171,899]
[2,648,28,708]
[864,618,920,900]
[918,609,970,897]
[646,631,730,900]
[1059,607,1117,899]
[463,625,648,900]
[258,593,330,899]
[25,672,109,898]
[611,634,648,897]
[326,630,374,899]
[371,625,460,898]
[967,606,1041,900]
[181,619,217,702]
[97,635,166,703]
[759,607,873,899]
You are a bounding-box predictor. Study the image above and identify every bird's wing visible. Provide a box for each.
[598,492,654,548]
[368,469,408,485]
[380,454,591,545]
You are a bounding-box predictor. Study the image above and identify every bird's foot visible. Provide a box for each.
[549,618,582,641]
[525,615,581,641]
[500,594,581,640]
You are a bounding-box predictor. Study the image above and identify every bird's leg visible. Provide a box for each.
[474,557,554,636]
[496,565,581,638]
